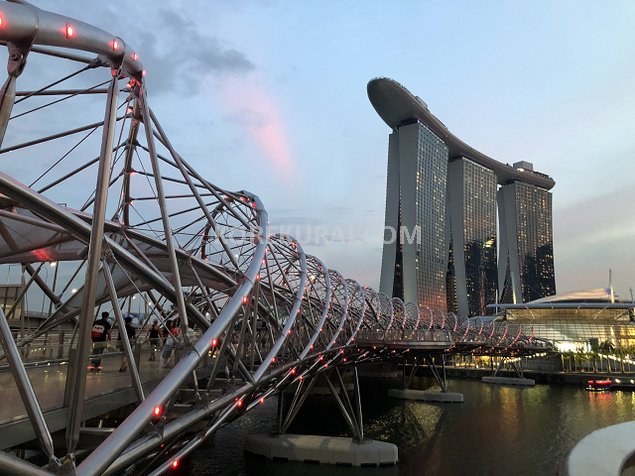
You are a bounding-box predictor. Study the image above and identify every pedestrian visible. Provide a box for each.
[160,320,180,368]
[118,315,136,372]
[90,311,112,371]
[147,318,161,361]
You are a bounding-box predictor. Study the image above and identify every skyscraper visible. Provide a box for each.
[448,157,498,316]
[368,77,556,315]
[498,179,556,303]
[379,122,449,311]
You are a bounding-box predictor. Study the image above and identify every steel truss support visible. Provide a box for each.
[101,259,145,402]
[0,309,59,468]
[424,354,448,392]
[493,356,524,379]
[138,89,190,339]
[402,356,420,389]
[322,367,364,441]
[277,374,318,434]
[65,74,120,456]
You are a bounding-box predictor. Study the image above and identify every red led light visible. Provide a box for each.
[171,459,179,470]
[256,274,261,281]
[111,39,120,51]
[236,399,243,408]
[131,52,138,61]
[242,296,248,304]
[290,368,296,375]
[153,405,163,418]
[343,358,347,362]
[259,397,265,404]
[271,357,276,363]
[211,338,218,348]
[65,23,75,39]
[0,15,4,28]
[287,329,292,335]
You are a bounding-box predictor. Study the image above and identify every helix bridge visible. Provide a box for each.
[0,2,552,474]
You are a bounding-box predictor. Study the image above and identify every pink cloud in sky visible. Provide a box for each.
[219,78,297,182]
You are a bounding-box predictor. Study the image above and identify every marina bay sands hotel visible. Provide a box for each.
[368,78,556,317]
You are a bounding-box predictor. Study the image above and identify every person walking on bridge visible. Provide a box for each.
[90,311,112,371]
[147,318,161,361]
[118,316,136,372]
[161,320,180,368]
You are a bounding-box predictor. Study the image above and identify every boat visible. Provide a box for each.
[585,378,612,391]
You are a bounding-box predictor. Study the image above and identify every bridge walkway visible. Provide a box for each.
[0,348,217,450]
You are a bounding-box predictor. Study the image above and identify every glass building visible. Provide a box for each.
[448,157,498,316]
[498,180,556,304]
[379,121,449,311]
[369,77,556,316]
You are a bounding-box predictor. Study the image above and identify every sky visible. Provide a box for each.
[27,0,635,298]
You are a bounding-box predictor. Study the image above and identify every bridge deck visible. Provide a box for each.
[0,350,213,449]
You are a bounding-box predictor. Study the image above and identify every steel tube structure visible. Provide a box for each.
[0,3,549,474]
[65,74,119,455]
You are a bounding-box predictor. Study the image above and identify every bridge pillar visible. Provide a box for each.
[388,354,464,403]
[482,356,535,386]
[248,366,398,468]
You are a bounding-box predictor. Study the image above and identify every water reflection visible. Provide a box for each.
[186,377,635,475]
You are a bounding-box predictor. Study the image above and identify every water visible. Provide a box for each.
[183,377,635,475]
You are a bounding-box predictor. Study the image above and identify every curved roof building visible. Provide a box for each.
[369,77,556,316]
[367,77,555,190]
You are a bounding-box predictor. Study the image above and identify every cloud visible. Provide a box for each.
[554,186,635,294]
[36,1,255,96]
[133,9,255,95]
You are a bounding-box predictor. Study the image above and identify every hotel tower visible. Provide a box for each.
[368,78,556,316]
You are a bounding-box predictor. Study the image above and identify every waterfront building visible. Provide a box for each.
[495,288,635,350]
[368,78,556,315]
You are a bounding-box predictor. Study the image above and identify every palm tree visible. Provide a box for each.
[598,340,615,373]
[590,351,599,373]
[575,350,586,372]
[615,346,628,373]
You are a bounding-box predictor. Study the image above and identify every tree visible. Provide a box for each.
[599,340,615,373]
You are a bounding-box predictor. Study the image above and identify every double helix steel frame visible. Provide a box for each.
[0,2,550,474]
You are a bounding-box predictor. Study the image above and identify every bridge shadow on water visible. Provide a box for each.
[180,375,635,476]
[181,375,443,476]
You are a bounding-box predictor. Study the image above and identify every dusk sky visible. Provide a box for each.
[35,0,635,298]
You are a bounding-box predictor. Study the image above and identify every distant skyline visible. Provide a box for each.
[28,0,635,298]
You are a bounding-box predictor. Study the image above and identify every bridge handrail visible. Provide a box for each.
[355,328,453,343]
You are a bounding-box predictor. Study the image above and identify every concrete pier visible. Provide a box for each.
[481,376,535,386]
[565,421,635,476]
[245,434,399,467]
[388,388,464,403]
